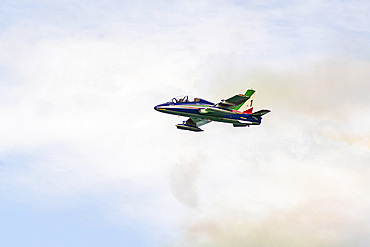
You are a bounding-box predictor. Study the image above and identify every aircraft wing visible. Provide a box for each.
[198,107,231,116]
[215,94,249,110]
[176,118,212,132]
[187,117,212,127]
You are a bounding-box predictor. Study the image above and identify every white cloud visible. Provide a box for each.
[0,1,369,246]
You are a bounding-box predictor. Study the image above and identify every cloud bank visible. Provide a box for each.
[0,1,369,246]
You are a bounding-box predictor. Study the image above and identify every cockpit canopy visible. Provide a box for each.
[168,95,203,104]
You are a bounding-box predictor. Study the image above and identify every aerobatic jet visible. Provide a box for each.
[154,89,270,132]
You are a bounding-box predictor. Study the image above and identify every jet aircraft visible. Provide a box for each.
[154,89,270,132]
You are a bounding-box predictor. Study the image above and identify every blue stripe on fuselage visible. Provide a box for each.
[223,113,261,123]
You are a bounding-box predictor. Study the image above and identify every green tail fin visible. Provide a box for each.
[233,89,255,111]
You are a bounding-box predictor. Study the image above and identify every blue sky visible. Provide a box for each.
[1,1,370,246]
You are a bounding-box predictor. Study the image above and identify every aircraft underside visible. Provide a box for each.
[162,109,259,132]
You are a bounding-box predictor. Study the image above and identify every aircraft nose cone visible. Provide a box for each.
[154,106,159,111]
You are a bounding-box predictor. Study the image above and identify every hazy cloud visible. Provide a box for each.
[169,155,205,208]
[0,1,369,246]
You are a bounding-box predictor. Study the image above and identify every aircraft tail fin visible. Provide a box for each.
[234,89,256,113]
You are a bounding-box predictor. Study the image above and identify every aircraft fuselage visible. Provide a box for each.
[154,101,261,126]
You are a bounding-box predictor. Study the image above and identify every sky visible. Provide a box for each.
[0,0,369,246]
